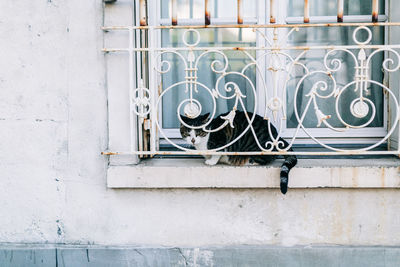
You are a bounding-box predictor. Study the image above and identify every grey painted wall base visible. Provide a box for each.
[1,245,399,267]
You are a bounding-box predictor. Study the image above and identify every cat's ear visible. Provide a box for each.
[180,114,189,124]
[201,113,210,122]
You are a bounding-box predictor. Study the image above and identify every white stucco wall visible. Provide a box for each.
[0,0,400,248]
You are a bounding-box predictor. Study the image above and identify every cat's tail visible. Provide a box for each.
[280,154,297,194]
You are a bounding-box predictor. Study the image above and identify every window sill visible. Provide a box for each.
[107,157,400,189]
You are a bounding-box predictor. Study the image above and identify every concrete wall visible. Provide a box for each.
[1,0,400,255]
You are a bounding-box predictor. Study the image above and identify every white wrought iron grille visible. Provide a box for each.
[103,0,400,157]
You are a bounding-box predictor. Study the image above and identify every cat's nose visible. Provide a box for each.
[191,138,195,144]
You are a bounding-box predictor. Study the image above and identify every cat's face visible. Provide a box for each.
[180,113,210,146]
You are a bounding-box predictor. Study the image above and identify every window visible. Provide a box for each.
[103,0,400,158]
[284,0,387,141]
[159,0,257,137]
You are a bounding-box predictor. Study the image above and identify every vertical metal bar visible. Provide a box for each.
[171,0,178,25]
[337,0,344,22]
[304,0,310,23]
[237,0,243,24]
[398,114,400,156]
[372,0,379,22]
[134,0,144,154]
[270,0,275,24]
[148,27,157,153]
[139,0,147,26]
[205,0,211,25]
[128,28,136,153]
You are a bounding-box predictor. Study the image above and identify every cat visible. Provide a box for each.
[180,111,297,194]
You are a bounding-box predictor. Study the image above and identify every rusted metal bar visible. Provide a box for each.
[139,0,147,26]
[171,0,178,26]
[287,15,387,24]
[337,0,344,22]
[103,43,400,53]
[270,0,275,24]
[205,0,211,25]
[102,22,400,31]
[304,0,310,23]
[372,0,379,22]
[237,0,243,24]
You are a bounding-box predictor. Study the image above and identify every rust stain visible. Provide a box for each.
[140,20,147,26]
[381,168,385,187]
[205,13,211,25]
[237,0,243,24]
[171,0,178,26]
[352,168,358,187]
[337,0,344,23]
[205,0,211,25]
[139,0,147,26]
[337,13,343,23]
[372,12,378,23]
[270,0,275,24]
[102,152,118,155]
[372,0,379,22]
[304,0,309,23]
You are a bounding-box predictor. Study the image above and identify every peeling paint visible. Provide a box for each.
[56,220,65,241]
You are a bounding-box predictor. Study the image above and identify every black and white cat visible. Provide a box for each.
[180,111,297,194]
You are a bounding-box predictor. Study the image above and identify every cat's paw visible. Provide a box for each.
[205,159,218,166]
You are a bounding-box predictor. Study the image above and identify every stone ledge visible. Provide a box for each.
[1,245,400,267]
[107,158,400,189]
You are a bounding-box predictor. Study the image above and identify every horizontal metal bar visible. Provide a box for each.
[158,18,258,26]
[102,151,399,156]
[102,44,400,53]
[102,21,400,31]
[286,15,388,24]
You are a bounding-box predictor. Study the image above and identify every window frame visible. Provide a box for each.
[151,0,390,145]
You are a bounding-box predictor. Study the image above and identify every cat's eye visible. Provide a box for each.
[196,130,207,137]
[180,128,189,137]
